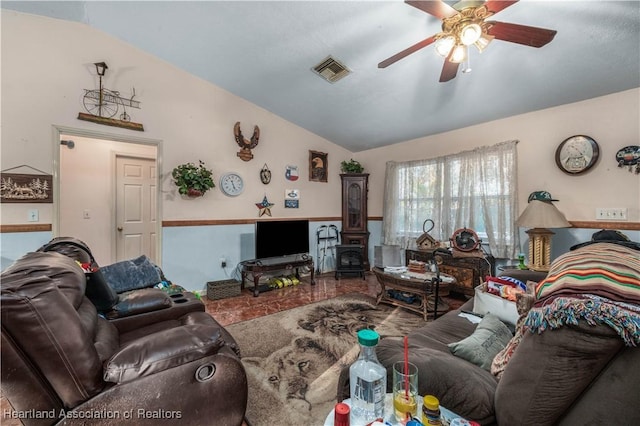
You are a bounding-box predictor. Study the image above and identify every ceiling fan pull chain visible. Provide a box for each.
[462,51,472,74]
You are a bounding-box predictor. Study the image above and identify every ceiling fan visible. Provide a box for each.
[379,0,557,82]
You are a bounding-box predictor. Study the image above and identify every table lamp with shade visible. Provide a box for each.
[516,191,571,272]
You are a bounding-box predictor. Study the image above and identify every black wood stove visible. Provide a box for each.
[335,244,366,280]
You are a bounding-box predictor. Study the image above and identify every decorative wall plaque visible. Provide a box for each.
[78,62,144,131]
[1,165,53,203]
[234,122,260,161]
[285,189,299,208]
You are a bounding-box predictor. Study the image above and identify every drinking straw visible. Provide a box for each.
[403,336,409,398]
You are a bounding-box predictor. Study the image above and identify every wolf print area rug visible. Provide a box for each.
[227,293,426,426]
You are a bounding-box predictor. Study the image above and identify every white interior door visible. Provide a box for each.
[116,155,157,262]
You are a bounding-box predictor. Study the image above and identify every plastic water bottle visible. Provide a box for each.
[349,329,386,426]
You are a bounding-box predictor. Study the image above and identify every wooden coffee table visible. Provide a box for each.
[372,267,455,320]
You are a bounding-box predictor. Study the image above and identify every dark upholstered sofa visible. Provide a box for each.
[1,250,248,425]
[369,243,640,425]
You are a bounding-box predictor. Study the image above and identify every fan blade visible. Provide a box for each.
[378,35,437,68]
[483,1,519,15]
[487,21,557,48]
[405,0,458,20]
[439,59,459,83]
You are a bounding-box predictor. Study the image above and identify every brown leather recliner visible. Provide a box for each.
[1,251,248,425]
[35,237,202,324]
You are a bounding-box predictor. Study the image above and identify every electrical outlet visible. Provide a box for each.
[595,208,628,221]
[220,257,227,268]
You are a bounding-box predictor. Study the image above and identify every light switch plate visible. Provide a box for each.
[27,209,39,222]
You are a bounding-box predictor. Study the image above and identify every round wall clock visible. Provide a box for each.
[219,172,244,197]
[555,135,600,175]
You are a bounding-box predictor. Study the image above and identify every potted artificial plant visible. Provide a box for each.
[172,160,215,197]
[340,159,364,173]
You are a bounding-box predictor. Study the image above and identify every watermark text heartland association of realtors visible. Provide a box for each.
[3,408,182,420]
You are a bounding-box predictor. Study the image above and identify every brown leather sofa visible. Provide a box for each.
[1,251,248,425]
[368,249,640,425]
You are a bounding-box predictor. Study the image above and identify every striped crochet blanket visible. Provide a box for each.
[534,243,640,304]
[525,243,640,346]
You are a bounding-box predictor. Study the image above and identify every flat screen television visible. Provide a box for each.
[255,219,309,259]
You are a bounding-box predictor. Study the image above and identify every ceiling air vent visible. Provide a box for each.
[312,56,351,83]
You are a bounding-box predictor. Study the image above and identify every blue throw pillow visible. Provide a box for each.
[100,255,162,293]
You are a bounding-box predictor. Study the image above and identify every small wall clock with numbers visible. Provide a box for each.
[219,172,244,197]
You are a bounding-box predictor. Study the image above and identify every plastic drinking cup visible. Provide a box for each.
[392,361,418,424]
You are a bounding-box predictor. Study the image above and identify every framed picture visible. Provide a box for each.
[0,172,53,203]
[309,150,328,182]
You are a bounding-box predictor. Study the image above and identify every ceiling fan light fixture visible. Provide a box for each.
[450,44,467,63]
[435,35,456,57]
[459,22,482,46]
[474,34,494,53]
[378,0,557,82]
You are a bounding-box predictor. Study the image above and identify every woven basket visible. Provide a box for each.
[207,279,241,300]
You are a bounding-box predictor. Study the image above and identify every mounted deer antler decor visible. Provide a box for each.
[234,122,260,161]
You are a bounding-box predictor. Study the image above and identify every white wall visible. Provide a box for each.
[358,88,640,223]
[2,11,639,290]
[0,10,352,228]
[59,136,157,265]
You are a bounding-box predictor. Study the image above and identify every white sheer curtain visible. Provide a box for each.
[382,140,519,259]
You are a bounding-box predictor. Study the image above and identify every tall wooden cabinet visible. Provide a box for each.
[340,173,370,270]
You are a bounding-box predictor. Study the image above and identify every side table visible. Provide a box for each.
[498,268,548,283]
[497,265,522,271]
[324,394,464,426]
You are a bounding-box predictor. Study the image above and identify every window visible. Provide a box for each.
[382,140,519,259]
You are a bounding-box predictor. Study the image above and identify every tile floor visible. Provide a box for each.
[1,272,469,425]
[205,271,467,326]
[204,272,382,325]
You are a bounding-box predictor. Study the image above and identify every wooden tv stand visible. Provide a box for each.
[240,254,315,297]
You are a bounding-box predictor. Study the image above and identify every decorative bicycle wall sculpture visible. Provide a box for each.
[77,62,144,131]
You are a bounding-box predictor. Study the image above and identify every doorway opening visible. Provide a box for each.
[53,125,162,266]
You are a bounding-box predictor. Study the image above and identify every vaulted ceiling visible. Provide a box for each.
[3,1,639,152]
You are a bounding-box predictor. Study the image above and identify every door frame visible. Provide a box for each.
[52,125,163,265]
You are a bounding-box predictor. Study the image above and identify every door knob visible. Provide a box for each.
[117,226,123,231]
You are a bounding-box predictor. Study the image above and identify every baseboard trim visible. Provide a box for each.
[3,219,633,233]
[0,224,52,233]
[568,221,640,231]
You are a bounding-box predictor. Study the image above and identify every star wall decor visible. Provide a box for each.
[255,195,274,217]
